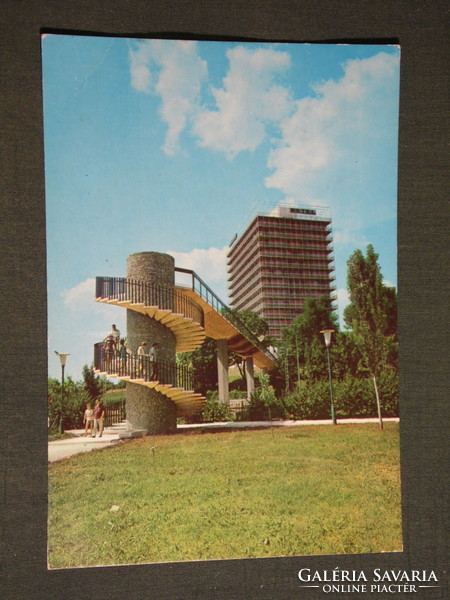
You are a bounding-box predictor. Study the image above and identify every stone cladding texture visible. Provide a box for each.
[125,252,177,435]
[127,251,175,287]
[126,382,177,435]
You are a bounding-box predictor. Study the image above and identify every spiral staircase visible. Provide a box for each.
[94,270,277,418]
[94,277,207,417]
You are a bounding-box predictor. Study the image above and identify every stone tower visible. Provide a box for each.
[125,252,177,435]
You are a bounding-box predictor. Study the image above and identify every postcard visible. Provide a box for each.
[2,3,447,599]
[43,32,403,566]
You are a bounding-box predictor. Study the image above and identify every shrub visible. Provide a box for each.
[281,381,331,420]
[200,398,234,423]
[101,389,126,407]
[334,373,399,418]
[238,375,285,421]
[375,369,399,417]
[191,372,399,423]
[48,380,91,432]
[278,372,399,420]
[334,377,373,418]
[229,377,247,392]
[238,393,268,421]
[230,389,246,400]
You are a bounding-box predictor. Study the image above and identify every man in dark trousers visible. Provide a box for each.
[93,398,106,437]
[149,342,159,381]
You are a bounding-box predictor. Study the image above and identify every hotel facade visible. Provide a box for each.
[227,206,336,339]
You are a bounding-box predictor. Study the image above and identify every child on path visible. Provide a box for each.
[83,403,94,437]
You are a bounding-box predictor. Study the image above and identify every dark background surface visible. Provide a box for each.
[1,1,448,599]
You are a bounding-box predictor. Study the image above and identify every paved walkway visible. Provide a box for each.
[48,424,127,462]
[48,418,399,462]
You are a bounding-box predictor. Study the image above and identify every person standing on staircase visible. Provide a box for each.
[109,324,121,349]
[103,334,116,371]
[149,342,159,381]
[137,341,148,378]
[118,338,128,375]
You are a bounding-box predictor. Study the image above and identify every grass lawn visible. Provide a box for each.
[48,423,401,568]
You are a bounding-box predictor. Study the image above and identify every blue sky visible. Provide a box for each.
[42,35,400,380]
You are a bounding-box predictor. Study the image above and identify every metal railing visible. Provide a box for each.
[96,277,204,326]
[175,267,277,362]
[96,272,276,363]
[94,342,194,390]
[103,399,126,427]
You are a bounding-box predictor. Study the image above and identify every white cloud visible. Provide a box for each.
[127,43,398,247]
[129,42,153,92]
[265,52,400,229]
[62,277,96,310]
[337,287,349,308]
[336,287,350,328]
[129,40,207,155]
[167,246,228,285]
[333,230,368,247]
[61,278,125,322]
[193,46,292,157]
[383,279,396,289]
[55,278,127,378]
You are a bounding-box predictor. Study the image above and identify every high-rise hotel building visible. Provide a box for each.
[227,206,336,339]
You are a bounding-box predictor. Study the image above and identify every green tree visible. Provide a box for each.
[234,309,269,340]
[48,376,91,431]
[345,245,397,429]
[258,372,277,407]
[257,372,277,431]
[381,286,398,370]
[331,331,365,380]
[381,285,398,338]
[278,296,338,389]
[226,310,271,380]
[82,364,103,401]
[177,337,218,396]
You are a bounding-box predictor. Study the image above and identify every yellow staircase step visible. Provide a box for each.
[95,296,206,355]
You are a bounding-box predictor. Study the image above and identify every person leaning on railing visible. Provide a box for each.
[109,324,121,349]
[103,334,116,371]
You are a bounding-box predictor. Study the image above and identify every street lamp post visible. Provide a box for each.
[320,329,336,425]
[55,352,70,434]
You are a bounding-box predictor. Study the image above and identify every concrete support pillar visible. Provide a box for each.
[125,252,177,436]
[245,356,255,401]
[217,339,229,405]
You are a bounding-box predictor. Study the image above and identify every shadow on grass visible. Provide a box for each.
[178,425,284,435]
[177,425,313,438]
